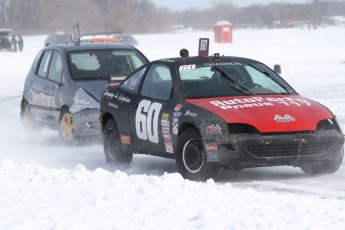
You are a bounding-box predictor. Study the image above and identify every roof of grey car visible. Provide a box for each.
[46,42,136,52]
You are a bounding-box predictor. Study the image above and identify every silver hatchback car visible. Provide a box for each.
[21,42,148,143]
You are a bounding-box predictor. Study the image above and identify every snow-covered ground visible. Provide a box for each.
[1,27,345,229]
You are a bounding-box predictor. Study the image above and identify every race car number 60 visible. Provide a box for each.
[135,100,162,143]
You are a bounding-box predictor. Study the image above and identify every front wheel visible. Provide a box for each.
[59,110,76,143]
[103,119,132,168]
[176,128,219,181]
[300,152,343,176]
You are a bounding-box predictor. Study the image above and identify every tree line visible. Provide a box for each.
[0,0,344,35]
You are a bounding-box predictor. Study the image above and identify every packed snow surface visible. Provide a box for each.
[1,28,345,229]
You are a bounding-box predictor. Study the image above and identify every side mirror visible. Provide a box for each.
[274,64,281,74]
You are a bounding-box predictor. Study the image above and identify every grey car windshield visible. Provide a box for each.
[68,49,147,80]
[179,63,295,98]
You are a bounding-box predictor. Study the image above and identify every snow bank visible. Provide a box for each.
[1,160,345,229]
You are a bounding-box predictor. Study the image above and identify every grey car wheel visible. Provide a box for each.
[21,101,33,129]
[59,110,75,143]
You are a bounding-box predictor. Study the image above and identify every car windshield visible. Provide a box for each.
[68,49,147,81]
[179,63,296,98]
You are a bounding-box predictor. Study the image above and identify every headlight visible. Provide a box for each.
[227,123,259,134]
[316,118,341,132]
[70,88,99,113]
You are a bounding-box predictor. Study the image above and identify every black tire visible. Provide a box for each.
[59,109,77,144]
[176,128,219,181]
[300,151,343,175]
[103,119,132,168]
[20,100,33,129]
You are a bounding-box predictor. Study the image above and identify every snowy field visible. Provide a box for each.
[1,27,345,229]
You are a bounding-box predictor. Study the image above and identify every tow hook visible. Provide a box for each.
[294,133,305,166]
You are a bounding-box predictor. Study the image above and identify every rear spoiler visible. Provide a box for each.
[107,76,126,88]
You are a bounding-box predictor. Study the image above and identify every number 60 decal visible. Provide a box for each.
[135,100,162,143]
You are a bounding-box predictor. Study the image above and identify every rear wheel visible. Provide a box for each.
[20,101,33,129]
[176,128,219,181]
[103,119,132,168]
[300,150,343,175]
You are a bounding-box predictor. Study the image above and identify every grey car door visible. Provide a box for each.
[29,50,53,123]
[44,51,64,123]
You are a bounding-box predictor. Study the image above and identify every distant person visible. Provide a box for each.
[17,35,23,52]
[11,35,17,52]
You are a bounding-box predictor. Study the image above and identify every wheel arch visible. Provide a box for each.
[178,122,199,137]
[60,105,70,116]
[20,97,29,114]
[101,112,115,132]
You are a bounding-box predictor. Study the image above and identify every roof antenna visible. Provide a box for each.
[105,24,108,38]
[73,22,80,44]
[104,24,109,47]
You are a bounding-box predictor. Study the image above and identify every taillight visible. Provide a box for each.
[107,83,120,88]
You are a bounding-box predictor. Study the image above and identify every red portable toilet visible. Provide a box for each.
[214,21,233,43]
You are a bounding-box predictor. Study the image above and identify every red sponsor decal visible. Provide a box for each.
[205,143,218,152]
[179,65,196,71]
[164,138,172,145]
[162,126,170,134]
[174,104,183,111]
[206,124,222,135]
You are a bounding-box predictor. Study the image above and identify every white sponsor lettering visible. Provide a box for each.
[274,114,295,122]
[108,102,118,109]
[204,62,242,67]
[104,91,115,99]
[179,65,196,71]
[184,110,198,117]
[210,97,311,110]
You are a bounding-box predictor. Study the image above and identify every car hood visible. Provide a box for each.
[186,95,333,133]
[75,80,108,102]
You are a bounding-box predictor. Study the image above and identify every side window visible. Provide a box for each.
[131,55,146,69]
[48,52,63,83]
[31,50,44,73]
[121,67,146,94]
[140,64,172,101]
[37,50,53,78]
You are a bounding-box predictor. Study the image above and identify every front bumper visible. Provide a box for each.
[72,108,101,137]
[215,129,344,169]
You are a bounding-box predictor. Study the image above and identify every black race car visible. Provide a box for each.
[100,46,344,181]
[0,28,13,51]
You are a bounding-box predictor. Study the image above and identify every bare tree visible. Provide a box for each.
[1,0,344,34]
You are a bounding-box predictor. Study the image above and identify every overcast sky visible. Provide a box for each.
[151,0,311,11]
